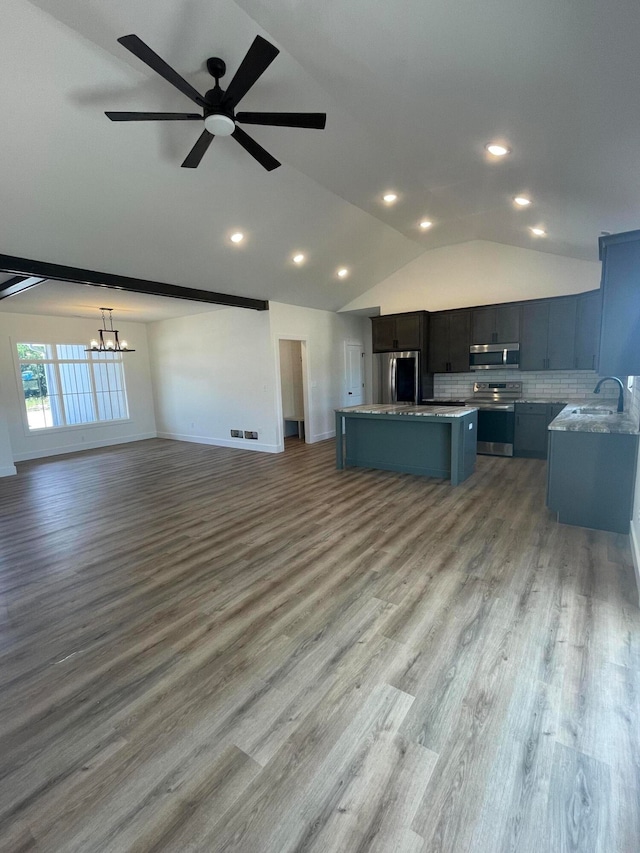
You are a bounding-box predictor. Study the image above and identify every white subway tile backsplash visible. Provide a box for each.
[434,369,610,402]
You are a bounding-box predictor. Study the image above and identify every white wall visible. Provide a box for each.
[0,404,16,477]
[0,312,156,462]
[339,240,601,314]
[148,307,279,453]
[270,302,368,445]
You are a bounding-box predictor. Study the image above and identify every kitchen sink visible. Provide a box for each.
[570,406,615,415]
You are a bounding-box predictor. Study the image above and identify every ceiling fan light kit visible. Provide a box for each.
[106,33,327,171]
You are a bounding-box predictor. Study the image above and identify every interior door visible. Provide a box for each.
[345,343,364,405]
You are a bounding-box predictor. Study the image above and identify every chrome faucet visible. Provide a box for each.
[593,376,624,412]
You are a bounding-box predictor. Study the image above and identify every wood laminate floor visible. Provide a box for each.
[0,437,638,852]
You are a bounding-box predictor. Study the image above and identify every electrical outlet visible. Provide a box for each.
[230,429,243,438]
[244,430,258,440]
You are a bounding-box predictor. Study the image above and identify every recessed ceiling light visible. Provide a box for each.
[485,143,510,157]
[530,226,546,237]
[419,220,433,229]
[230,232,244,243]
[513,195,532,207]
[337,268,349,278]
[383,192,398,204]
[292,253,305,264]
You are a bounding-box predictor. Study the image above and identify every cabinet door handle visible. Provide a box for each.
[592,354,595,369]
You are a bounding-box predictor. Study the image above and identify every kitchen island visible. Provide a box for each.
[335,404,477,485]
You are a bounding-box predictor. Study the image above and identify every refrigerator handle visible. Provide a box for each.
[390,356,397,403]
[414,354,419,405]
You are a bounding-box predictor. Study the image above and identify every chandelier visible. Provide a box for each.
[85,307,135,353]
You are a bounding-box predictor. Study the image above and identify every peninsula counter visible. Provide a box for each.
[335,404,477,485]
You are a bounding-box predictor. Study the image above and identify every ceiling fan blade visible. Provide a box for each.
[236,111,326,129]
[222,35,279,109]
[232,126,280,171]
[106,111,202,121]
[118,34,207,108]
[181,130,214,168]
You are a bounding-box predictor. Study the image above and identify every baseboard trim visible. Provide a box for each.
[157,432,280,454]
[308,430,336,444]
[0,464,17,477]
[13,433,157,462]
[629,522,640,607]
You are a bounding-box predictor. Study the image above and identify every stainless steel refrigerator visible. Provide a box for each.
[375,351,420,404]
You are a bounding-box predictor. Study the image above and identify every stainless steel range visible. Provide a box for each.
[468,381,522,457]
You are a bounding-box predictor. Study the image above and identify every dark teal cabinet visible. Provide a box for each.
[574,291,601,371]
[514,402,567,459]
[520,304,549,371]
[471,305,520,344]
[598,231,640,376]
[428,309,470,373]
[547,429,639,533]
[520,293,598,371]
[371,312,424,352]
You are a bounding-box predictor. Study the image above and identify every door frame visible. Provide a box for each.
[274,335,310,452]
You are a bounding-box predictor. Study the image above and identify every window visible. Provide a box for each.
[17,343,129,431]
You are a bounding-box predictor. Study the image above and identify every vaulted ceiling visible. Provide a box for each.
[2,0,639,319]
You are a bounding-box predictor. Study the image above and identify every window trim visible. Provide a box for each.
[13,339,132,436]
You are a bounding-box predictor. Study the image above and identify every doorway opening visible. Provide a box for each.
[278,339,308,449]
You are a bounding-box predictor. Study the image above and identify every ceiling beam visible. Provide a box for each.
[0,275,47,299]
[0,254,269,311]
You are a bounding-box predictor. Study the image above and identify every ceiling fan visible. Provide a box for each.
[106,34,327,171]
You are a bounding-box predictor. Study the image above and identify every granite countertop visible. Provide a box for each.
[549,403,639,435]
[336,403,477,418]
[515,397,575,404]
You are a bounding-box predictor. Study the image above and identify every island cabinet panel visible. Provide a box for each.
[335,407,477,485]
[598,231,640,376]
[471,305,520,344]
[371,312,424,353]
[428,310,471,373]
[575,290,601,370]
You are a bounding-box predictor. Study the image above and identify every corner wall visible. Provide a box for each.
[148,307,279,452]
[0,312,156,464]
[270,302,369,445]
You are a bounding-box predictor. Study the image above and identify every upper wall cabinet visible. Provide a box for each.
[471,305,520,344]
[428,310,471,372]
[520,291,600,371]
[575,290,601,371]
[371,312,425,352]
[598,231,640,376]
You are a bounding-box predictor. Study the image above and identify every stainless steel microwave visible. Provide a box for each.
[469,342,520,370]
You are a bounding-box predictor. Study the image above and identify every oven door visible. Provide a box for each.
[475,406,515,456]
